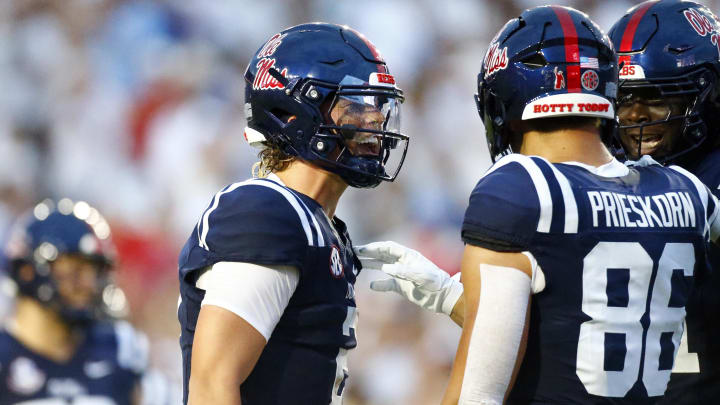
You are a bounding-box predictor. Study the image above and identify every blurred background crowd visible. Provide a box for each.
[0,0,717,403]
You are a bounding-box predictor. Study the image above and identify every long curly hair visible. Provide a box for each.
[252,144,296,178]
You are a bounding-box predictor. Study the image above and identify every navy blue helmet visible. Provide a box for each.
[3,199,117,324]
[243,23,408,188]
[477,6,619,162]
[609,0,720,165]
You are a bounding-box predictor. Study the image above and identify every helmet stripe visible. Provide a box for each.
[618,1,658,59]
[551,6,581,93]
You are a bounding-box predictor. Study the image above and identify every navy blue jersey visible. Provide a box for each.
[661,149,720,404]
[461,155,719,404]
[177,175,360,405]
[0,320,146,405]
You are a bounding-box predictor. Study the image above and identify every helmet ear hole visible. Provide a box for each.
[269,109,294,124]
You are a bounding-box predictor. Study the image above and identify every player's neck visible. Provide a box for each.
[275,160,348,217]
[10,297,81,362]
[520,128,614,167]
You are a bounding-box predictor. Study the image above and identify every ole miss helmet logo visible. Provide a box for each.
[329,245,344,278]
[258,33,286,58]
[484,42,509,79]
[683,8,720,61]
[253,58,288,90]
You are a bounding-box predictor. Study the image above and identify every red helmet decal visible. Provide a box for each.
[253,58,288,90]
[258,33,287,58]
[484,43,509,79]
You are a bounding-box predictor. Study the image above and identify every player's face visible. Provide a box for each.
[617,88,687,159]
[330,97,385,157]
[51,254,101,310]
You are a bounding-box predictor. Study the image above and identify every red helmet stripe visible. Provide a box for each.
[619,1,658,53]
[343,26,387,73]
[551,6,581,93]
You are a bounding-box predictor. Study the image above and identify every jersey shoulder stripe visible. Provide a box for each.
[197,178,321,250]
[254,178,325,247]
[531,157,580,234]
[199,181,251,250]
[484,154,553,233]
[545,160,579,233]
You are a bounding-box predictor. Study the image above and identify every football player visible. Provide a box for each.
[357,5,720,404]
[177,23,414,404]
[609,1,720,402]
[0,198,147,405]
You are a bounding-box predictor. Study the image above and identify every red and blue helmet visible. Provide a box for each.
[477,6,618,162]
[609,0,720,164]
[3,199,118,324]
[243,23,408,188]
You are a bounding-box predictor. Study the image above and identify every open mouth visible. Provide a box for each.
[348,132,382,156]
[625,131,664,155]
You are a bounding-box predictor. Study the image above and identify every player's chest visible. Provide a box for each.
[2,353,130,404]
[295,217,359,303]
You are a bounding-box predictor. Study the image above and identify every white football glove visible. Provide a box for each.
[355,241,463,316]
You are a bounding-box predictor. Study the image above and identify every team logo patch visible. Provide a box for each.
[553,66,565,90]
[258,33,286,58]
[581,70,599,91]
[484,43,508,79]
[253,58,288,90]
[329,245,344,278]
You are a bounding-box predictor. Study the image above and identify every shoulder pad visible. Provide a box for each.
[191,178,321,264]
[463,155,579,248]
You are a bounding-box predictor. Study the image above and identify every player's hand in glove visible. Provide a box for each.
[355,241,463,316]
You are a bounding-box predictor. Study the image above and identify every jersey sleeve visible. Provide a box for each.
[179,181,312,280]
[199,262,299,340]
[462,157,541,252]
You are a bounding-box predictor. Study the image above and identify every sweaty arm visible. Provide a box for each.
[442,245,533,405]
[188,262,299,405]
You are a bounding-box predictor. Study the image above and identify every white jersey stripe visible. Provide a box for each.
[483,155,553,233]
[265,174,325,247]
[199,181,250,250]
[548,163,579,233]
[245,179,315,246]
[287,189,325,247]
[198,178,316,250]
[669,165,710,237]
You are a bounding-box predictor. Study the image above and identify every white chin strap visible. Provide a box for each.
[244,127,268,149]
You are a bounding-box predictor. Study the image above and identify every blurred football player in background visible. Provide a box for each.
[359,5,720,404]
[176,23,427,405]
[610,1,720,403]
[0,198,147,404]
